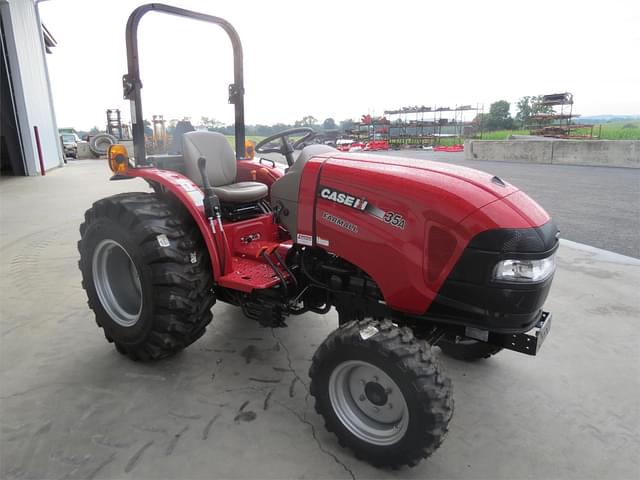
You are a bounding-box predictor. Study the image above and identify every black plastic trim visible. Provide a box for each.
[425,221,559,333]
[468,219,559,253]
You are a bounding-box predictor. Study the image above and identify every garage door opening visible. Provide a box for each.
[1,15,26,177]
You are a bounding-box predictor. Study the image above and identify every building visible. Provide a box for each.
[1,0,63,176]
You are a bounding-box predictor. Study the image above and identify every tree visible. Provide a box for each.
[515,96,554,128]
[295,115,317,127]
[167,119,180,134]
[199,116,222,130]
[339,118,355,132]
[484,100,513,131]
[322,118,337,130]
[143,120,153,136]
[89,126,101,135]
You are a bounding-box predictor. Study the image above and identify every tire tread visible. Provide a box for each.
[78,192,214,361]
[309,319,453,468]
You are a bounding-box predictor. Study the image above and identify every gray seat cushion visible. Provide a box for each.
[182,131,267,203]
[212,182,268,204]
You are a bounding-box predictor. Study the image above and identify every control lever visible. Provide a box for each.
[197,157,220,222]
[197,157,227,273]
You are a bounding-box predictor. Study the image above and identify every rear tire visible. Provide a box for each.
[309,319,453,468]
[78,192,215,361]
[438,335,503,361]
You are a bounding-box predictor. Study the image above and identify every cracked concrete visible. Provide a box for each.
[1,160,639,479]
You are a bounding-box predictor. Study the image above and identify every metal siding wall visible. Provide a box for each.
[2,0,62,175]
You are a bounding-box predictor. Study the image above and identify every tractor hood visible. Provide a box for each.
[284,150,553,315]
[316,153,522,228]
[334,153,518,203]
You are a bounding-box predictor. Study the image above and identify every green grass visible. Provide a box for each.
[479,130,529,140]
[436,137,465,146]
[479,121,640,140]
[225,135,267,147]
[593,121,640,140]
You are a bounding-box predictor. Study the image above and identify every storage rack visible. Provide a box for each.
[349,104,483,148]
[528,93,593,138]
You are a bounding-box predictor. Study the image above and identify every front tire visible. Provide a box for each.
[309,319,453,468]
[78,192,215,361]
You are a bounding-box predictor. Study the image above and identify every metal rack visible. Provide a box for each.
[529,93,593,138]
[349,104,483,148]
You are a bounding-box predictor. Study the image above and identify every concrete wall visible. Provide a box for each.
[1,0,64,175]
[465,140,640,168]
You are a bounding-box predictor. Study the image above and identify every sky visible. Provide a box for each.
[39,0,640,130]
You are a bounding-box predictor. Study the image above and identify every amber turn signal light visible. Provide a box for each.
[108,144,129,174]
[245,139,255,159]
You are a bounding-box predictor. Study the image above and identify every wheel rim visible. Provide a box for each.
[91,239,142,327]
[328,360,409,446]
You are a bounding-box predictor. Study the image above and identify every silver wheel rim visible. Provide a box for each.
[328,360,409,446]
[91,239,142,327]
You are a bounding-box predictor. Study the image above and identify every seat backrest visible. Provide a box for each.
[182,131,236,187]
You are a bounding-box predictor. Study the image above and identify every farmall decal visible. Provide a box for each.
[322,212,358,233]
[318,186,405,230]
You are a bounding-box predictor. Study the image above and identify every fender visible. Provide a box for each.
[235,158,284,187]
[121,167,227,278]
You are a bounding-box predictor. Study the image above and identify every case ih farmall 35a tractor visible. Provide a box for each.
[78,4,557,468]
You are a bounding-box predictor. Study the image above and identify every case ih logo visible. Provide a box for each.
[318,185,406,230]
[318,186,368,210]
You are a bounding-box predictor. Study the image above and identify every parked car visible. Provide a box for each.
[60,133,79,158]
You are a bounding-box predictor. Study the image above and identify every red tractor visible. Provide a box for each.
[78,4,557,468]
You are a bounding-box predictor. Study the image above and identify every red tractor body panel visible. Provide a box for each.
[126,167,288,291]
[126,168,226,277]
[364,140,390,151]
[127,152,551,315]
[294,153,551,314]
[235,158,284,186]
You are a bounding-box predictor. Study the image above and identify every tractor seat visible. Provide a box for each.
[182,131,268,203]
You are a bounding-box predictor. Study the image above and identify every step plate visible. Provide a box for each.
[217,256,284,292]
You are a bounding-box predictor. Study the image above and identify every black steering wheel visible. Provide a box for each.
[254,127,316,167]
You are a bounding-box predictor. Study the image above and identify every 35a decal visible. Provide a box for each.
[383,211,406,230]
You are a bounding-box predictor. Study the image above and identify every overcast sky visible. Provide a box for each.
[40,0,640,130]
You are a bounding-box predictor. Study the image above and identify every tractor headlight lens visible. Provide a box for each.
[493,255,556,283]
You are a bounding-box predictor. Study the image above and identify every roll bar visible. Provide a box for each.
[123,3,246,165]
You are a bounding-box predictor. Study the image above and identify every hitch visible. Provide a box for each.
[492,311,553,356]
[240,299,287,328]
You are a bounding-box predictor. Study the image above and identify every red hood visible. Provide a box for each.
[332,153,518,200]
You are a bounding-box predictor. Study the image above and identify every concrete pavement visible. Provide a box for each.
[1,160,639,479]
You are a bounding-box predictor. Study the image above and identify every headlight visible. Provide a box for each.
[493,254,556,283]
